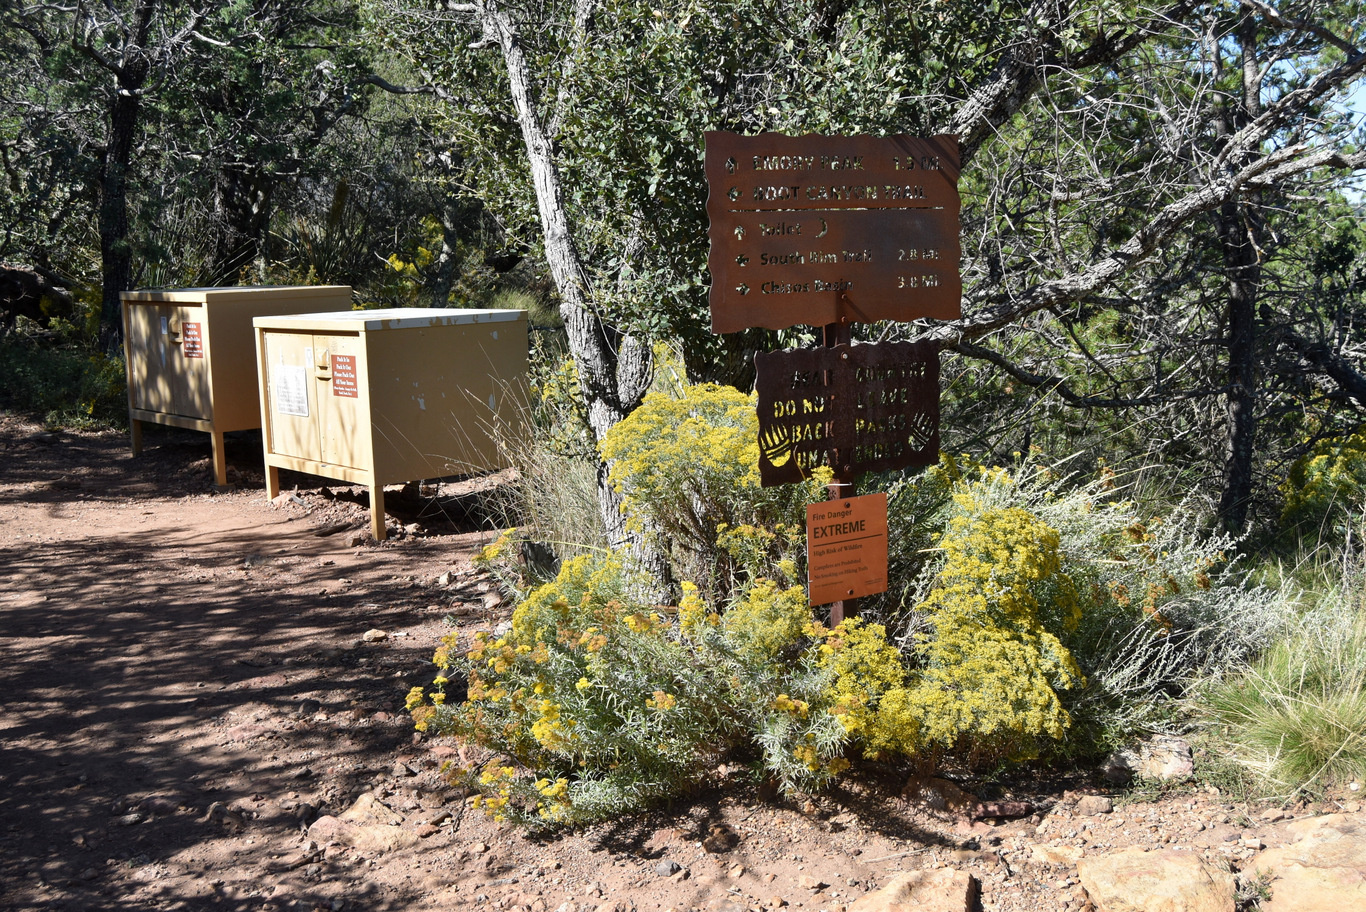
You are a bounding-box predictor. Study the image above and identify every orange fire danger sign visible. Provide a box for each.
[807,492,889,606]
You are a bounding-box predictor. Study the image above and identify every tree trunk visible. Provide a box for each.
[431,214,459,308]
[96,62,149,354]
[478,0,670,593]
[1216,198,1261,533]
[210,162,274,285]
[93,2,160,354]
[1215,13,1264,534]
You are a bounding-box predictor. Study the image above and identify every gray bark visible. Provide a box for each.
[1214,13,1264,534]
[475,0,670,592]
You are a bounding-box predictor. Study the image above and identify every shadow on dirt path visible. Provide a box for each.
[0,416,503,911]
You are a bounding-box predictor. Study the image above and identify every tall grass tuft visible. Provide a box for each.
[480,341,607,576]
[1197,589,1366,795]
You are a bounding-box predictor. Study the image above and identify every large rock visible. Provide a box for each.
[1252,813,1366,912]
[306,793,419,853]
[1077,847,1234,912]
[1075,795,1114,816]
[1103,736,1194,783]
[902,776,978,815]
[339,792,404,826]
[307,814,421,852]
[848,869,978,912]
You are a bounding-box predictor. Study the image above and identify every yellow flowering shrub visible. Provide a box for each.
[1280,427,1366,541]
[900,483,1083,760]
[600,382,760,512]
[411,549,752,826]
[598,382,828,595]
[721,579,810,663]
[412,544,922,823]
[882,452,1286,759]
[818,619,919,756]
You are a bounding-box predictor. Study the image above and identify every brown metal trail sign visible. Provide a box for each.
[754,341,940,487]
[706,132,961,334]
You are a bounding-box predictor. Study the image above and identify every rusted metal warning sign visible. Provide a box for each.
[754,340,940,487]
[706,132,961,334]
[807,492,889,605]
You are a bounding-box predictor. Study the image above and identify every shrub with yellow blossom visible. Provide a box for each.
[598,383,829,597]
[413,550,740,825]
[1280,427,1366,543]
[884,454,1291,758]
[412,548,922,823]
[411,363,1295,828]
[902,493,1084,763]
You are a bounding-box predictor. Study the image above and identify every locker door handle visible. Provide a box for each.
[315,351,332,380]
[168,321,182,344]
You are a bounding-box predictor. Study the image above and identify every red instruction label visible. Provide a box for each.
[331,354,358,398]
[181,322,204,358]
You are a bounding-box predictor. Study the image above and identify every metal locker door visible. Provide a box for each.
[314,333,369,471]
[167,306,211,419]
[260,330,323,463]
[127,303,210,418]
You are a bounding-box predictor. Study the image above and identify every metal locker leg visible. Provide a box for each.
[370,484,386,541]
[210,430,228,486]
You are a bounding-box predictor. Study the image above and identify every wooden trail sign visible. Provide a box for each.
[706,132,961,334]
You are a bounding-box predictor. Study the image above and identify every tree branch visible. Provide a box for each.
[952,339,1222,409]
[1237,0,1363,58]
[1283,331,1366,408]
[363,73,435,96]
[927,137,1366,348]
[1212,49,1366,174]
[951,0,1201,166]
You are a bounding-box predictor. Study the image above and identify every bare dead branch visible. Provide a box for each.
[1237,0,1363,58]
[952,339,1223,409]
[363,73,435,96]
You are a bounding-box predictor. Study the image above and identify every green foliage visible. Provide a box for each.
[0,335,127,429]
[532,351,594,460]
[392,0,1036,381]
[599,382,828,594]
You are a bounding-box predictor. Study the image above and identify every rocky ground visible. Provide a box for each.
[1,414,1362,912]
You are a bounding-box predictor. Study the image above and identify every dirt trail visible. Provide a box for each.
[0,417,493,910]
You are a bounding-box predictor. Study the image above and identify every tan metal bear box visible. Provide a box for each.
[252,308,528,540]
